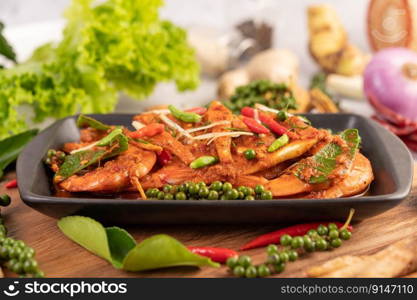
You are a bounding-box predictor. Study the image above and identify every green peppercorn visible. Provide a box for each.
[220,194,228,200]
[288,250,298,261]
[10,259,23,274]
[178,183,188,193]
[187,183,198,195]
[330,238,342,248]
[23,248,35,258]
[257,264,270,277]
[279,252,289,263]
[0,194,11,207]
[329,229,339,239]
[222,182,233,192]
[0,246,10,259]
[237,186,248,195]
[14,240,25,249]
[245,266,258,278]
[226,189,239,200]
[164,193,174,200]
[317,224,329,236]
[23,259,38,274]
[328,223,338,231]
[307,229,318,237]
[34,270,44,278]
[156,191,165,200]
[233,266,246,277]
[207,190,219,200]
[58,152,66,160]
[198,187,210,198]
[339,229,352,240]
[274,262,286,273]
[280,234,292,246]
[304,240,316,252]
[175,192,187,200]
[9,247,22,259]
[47,149,56,157]
[247,187,255,196]
[226,257,239,269]
[162,185,173,193]
[260,191,273,200]
[291,236,304,249]
[254,185,265,195]
[238,255,252,268]
[197,182,206,189]
[210,181,223,191]
[238,191,245,199]
[267,253,281,264]
[267,244,278,255]
[45,157,51,165]
[243,149,256,160]
[147,188,159,198]
[245,195,255,201]
[316,238,328,251]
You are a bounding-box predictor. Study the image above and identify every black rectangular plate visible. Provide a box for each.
[17,113,413,224]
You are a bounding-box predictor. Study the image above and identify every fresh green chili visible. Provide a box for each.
[76,115,110,131]
[267,134,289,152]
[189,156,219,169]
[168,105,202,123]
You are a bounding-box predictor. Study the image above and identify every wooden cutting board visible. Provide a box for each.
[1,165,416,278]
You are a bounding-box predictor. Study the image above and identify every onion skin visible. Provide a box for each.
[364,48,417,122]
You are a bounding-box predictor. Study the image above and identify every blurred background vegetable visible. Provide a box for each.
[0,0,199,140]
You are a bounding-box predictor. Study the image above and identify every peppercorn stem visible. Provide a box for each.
[341,208,355,230]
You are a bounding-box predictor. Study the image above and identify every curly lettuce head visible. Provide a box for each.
[0,0,199,139]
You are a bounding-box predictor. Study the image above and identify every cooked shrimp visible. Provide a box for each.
[266,152,373,198]
[206,101,234,163]
[309,153,373,198]
[149,132,195,165]
[60,147,156,192]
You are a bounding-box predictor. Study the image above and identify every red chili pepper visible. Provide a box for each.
[128,123,165,139]
[242,117,270,134]
[5,179,17,189]
[185,107,207,115]
[240,222,352,250]
[157,149,172,166]
[187,246,238,263]
[241,107,287,135]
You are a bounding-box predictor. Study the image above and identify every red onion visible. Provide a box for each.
[364,48,417,123]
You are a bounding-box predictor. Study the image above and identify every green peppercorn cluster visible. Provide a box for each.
[45,149,66,166]
[222,80,297,114]
[0,196,44,277]
[227,223,352,278]
[145,182,273,200]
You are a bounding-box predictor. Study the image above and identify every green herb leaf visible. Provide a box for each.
[0,22,16,63]
[58,216,112,263]
[122,234,220,271]
[296,129,360,184]
[0,129,38,178]
[55,129,128,181]
[106,227,136,268]
[77,115,110,131]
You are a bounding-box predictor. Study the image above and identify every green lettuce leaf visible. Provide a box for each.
[0,0,199,140]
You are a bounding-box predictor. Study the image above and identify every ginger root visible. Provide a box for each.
[307,235,417,278]
[308,4,368,76]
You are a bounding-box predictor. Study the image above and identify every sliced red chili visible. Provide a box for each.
[185,107,207,115]
[128,123,165,139]
[157,149,172,166]
[241,107,287,135]
[187,246,238,263]
[240,222,352,250]
[242,117,270,134]
[5,179,17,189]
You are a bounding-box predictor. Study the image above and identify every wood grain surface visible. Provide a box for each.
[1,165,416,278]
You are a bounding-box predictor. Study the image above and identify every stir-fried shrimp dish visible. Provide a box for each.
[46,101,373,200]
